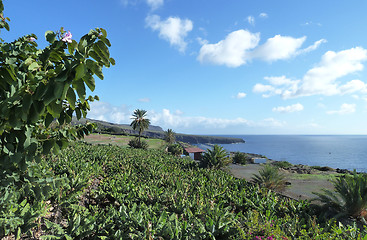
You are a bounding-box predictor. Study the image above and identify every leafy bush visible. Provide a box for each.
[232,152,252,164]
[272,160,293,169]
[167,143,183,156]
[201,145,229,169]
[252,165,287,191]
[312,166,335,172]
[313,170,367,222]
[128,137,149,149]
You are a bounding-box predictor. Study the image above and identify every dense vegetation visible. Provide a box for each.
[2,142,367,239]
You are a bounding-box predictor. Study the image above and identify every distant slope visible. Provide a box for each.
[72,118,245,144]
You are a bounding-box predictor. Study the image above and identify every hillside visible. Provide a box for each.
[72,118,245,144]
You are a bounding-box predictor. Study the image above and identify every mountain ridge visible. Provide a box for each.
[72,118,245,144]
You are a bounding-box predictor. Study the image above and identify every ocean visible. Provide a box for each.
[198,135,367,172]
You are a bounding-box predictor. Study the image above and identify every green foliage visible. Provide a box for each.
[128,137,149,149]
[232,152,252,165]
[252,165,287,191]
[2,142,367,238]
[164,128,176,144]
[314,171,367,222]
[201,144,229,169]
[0,1,114,237]
[272,160,293,169]
[130,109,150,144]
[167,143,183,156]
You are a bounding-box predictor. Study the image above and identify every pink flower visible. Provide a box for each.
[28,37,36,42]
[62,31,72,43]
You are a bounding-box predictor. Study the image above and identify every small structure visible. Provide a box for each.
[184,147,205,160]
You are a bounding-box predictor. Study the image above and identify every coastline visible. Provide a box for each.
[226,152,358,201]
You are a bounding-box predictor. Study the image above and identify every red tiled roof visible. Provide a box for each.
[184,147,205,153]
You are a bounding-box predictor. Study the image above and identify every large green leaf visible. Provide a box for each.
[45,31,56,43]
[75,63,85,80]
[86,59,103,80]
[66,87,76,109]
[72,78,86,101]
[47,101,62,118]
[83,75,95,92]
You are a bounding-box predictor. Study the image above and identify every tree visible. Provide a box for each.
[167,143,183,156]
[313,171,367,223]
[252,165,286,191]
[165,128,176,144]
[130,109,150,144]
[0,0,114,235]
[201,145,229,169]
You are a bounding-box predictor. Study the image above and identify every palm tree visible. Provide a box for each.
[130,109,150,144]
[201,145,229,169]
[252,165,286,191]
[165,129,176,144]
[313,171,367,222]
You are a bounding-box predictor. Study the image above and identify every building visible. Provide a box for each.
[184,147,205,160]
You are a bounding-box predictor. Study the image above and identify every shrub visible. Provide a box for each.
[272,160,293,169]
[312,166,335,172]
[201,145,229,169]
[232,152,252,164]
[167,143,183,156]
[128,137,148,149]
[313,170,367,222]
[252,165,287,191]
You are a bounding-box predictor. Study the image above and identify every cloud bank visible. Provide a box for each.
[253,47,367,98]
[88,102,285,133]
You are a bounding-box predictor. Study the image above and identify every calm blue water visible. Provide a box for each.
[199,135,367,172]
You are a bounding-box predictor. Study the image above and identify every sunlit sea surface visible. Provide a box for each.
[197,135,367,172]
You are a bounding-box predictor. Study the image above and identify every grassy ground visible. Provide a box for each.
[84,133,166,150]
[227,163,337,201]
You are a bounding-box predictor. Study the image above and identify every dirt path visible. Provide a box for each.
[226,163,335,201]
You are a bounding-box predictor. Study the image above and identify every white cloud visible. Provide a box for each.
[247,16,255,25]
[88,102,131,124]
[339,80,367,95]
[251,35,306,62]
[138,98,151,102]
[236,92,247,99]
[253,47,367,98]
[260,118,286,127]
[326,103,356,115]
[297,39,327,54]
[197,29,260,67]
[198,29,324,67]
[264,76,297,86]
[259,13,268,18]
[299,47,367,97]
[146,15,193,52]
[146,0,163,10]
[302,21,322,27]
[272,103,304,113]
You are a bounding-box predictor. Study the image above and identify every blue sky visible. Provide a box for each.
[3,0,367,134]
